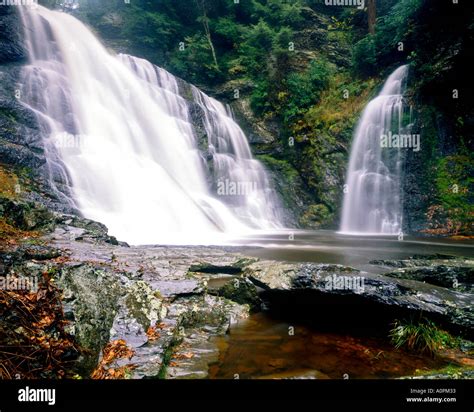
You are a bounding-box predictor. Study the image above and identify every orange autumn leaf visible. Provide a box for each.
[146,326,161,341]
[174,352,194,360]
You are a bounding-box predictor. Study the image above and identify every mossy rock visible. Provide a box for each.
[218,277,262,312]
[0,197,56,232]
[300,204,332,229]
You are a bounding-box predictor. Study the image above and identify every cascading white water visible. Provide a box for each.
[18,5,282,245]
[191,87,283,228]
[340,65,409,235]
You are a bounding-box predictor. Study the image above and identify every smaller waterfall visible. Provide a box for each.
[340,65,410,235]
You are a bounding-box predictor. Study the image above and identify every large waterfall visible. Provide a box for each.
[340,65,409,235]
[18,5,283,244]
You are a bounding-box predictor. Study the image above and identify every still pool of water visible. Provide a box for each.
[231,230,474,273]
[209,312,448,379]
[208,230,472,379]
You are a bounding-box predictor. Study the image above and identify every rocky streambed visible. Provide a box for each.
[0,212,473,380]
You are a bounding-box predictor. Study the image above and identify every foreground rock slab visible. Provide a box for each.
[245,260,473,339]
[1,216,472,378]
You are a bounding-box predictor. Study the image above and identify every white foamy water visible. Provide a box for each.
[340,65,409,235]
[18,5,283,244]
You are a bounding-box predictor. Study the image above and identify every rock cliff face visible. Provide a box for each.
[0,6,35,169]
[398,0,473,237]
[0,7,27,63]
[0,7,77,216]
[402,102,473,236]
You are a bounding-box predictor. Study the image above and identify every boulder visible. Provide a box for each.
[245,261,473,339]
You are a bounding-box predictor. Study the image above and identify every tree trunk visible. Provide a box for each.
[196,0,219,71]
[368,0,376,34]
[203,15,219,71]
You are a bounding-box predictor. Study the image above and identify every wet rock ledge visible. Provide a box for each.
[0,214,472,379]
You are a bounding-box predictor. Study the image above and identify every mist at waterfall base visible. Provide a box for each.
[19,5,285,245]
[340,65,410,236]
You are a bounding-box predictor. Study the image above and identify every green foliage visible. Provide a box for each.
[352,36,376,76]
[240,20,277,76]
[435,155,474,232]
[122,8,179,52]
[351,0,424,76]
[169,34,224,84]
[251,0,304,26]
[74,0,309,90]
[436,156,473,210]
[300,204,331,229]
[249,79,272,115]
[213,17,245,47]
[273,26,294,52]
[280,59,332,124]
[257,155,299,181]
[390,318,460,356]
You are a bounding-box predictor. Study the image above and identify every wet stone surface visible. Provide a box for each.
[1,216,472,379]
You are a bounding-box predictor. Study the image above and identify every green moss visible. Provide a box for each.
[218,278,260,312]
[257,155,299,181]
[300,204,332,229]
[0,107,19,123]
[156,335,182,380]
[303,74,377,138]
[413,364,474,379]
[434,155,474,234]
[0,165,20,200]
[256,154,303,213]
